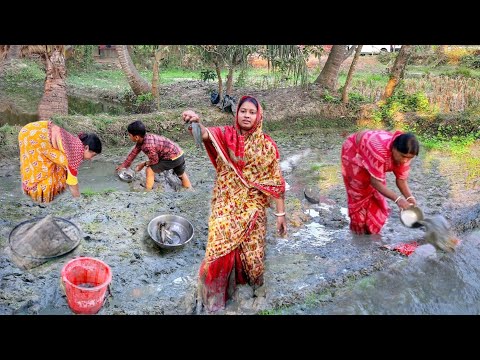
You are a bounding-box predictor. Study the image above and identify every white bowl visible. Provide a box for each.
[400,206,424,228]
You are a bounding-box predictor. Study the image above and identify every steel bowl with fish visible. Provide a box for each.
[118,168,135,183]
[147,214,194,249]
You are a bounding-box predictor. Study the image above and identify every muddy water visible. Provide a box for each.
[282,230,480,315]
[0,88,125,126]
[0,128,479,315]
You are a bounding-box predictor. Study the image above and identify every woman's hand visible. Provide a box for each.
[115,164,125,172]
[277,216,287,237]
[69,184,80,198]
[182,110,200,123]
[397,198,412,210]
[406,196,416,206]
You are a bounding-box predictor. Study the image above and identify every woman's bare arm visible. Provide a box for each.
[182,110,209,141]
[370,177,410,210]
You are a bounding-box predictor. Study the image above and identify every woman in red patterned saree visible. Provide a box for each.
[182,96,287,312]
[341,129,419,235]
[18,120,102,203]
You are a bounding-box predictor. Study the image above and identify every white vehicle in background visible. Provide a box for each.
[360,45,402,54]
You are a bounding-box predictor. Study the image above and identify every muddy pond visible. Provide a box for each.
[1,126,480,315]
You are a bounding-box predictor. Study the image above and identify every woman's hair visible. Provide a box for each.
[127,120,146,137]
[79,133,102,154]
[238,96,259,110]
[392,132,419,156]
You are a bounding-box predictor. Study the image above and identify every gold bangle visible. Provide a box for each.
[394,196,402,203]
[406,196,415,201]
[274,212,286,217]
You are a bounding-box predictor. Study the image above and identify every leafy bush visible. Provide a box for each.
[377,52,396,65]
[442,67,475,78]
[460,55,480,69]
[121,91,157,114]
[445,47,470,65]
[235,68,248,88]
[200,69,216,82]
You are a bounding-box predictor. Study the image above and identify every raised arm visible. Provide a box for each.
[182,110,210,141]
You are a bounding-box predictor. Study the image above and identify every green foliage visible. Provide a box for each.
[377,52,396,65]
[67,45,96,72]
[322,90,341,104]
[135,92,154,106]
[199,69,216,82]
[347,92,367,104]
[441,67,476,78]
[235,68,248,88]
[92,116,115,131]
[376,84,436,127]
[0,124,16,145]
[121,91,157,114]
[257,306,288,315]
[415,108,480,144]
[82,188,115,197]
[1,59,45,87]
[460,54,480,69]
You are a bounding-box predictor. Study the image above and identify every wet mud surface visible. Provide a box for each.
[1,127,479,315]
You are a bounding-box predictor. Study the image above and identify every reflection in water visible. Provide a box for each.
[68,96,125,116]
[0,160,131,205]
[0,89,126,126]
[0,109,38,127]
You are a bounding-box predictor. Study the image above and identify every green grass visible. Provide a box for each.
[81,188,115,197]
[409,64,480,78]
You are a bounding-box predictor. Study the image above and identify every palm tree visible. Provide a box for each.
[381,45,413,101]
[314,45,355,93]
[38,46,68,121]
[115,45,151,95]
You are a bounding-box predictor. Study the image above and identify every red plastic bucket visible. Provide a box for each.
[61,257,112,315]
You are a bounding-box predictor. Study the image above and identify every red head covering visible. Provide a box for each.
[204,95,285,198]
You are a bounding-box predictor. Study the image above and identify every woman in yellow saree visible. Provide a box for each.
[18,120,102,203]
[182,95,287,312]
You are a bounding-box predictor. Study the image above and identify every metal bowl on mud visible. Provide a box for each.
[118,168,135,183]
[147,214,194,249]
[400,206,424,228]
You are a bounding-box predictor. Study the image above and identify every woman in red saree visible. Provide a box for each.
[341,129,419,234]
[182,96,287,312]
[18,120,102,203]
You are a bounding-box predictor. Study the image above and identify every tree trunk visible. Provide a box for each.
[314,45,348,92]
[214,61,223,98]
[38,47,68,121]
[381,45,413,101]
[115,45,151,95]
[342,45,363,104]
[225,67,234,96]
[151,49,163,109]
